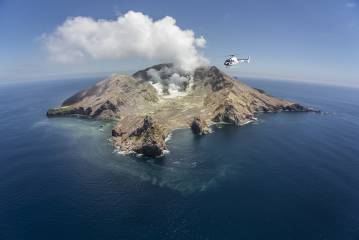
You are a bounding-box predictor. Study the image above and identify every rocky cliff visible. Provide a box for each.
[47,64,315,157]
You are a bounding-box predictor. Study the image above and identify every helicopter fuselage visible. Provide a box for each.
[224,56,240,66]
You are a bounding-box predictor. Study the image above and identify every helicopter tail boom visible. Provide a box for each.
[239,56,250,63]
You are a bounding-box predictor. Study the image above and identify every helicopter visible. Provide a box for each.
[224,54,250,67]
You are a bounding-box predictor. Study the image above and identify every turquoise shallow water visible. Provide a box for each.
[0,77,359,239]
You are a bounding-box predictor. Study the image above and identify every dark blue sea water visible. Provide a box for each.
[1,77,359,240]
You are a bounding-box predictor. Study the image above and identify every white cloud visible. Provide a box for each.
[42,11,208,71]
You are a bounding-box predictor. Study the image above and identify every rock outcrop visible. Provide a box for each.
[191,117,211,135]
[47,64,316,157]
[112,116,167,157]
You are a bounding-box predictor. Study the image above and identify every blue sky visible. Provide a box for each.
[0,0,358,86]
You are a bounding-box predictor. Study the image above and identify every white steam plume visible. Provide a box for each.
[42,11,208,71]
[145,67,193,99]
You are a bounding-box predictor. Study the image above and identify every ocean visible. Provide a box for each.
[0,77,359,239]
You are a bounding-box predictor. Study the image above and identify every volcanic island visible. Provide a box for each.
[47,63,315,157]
